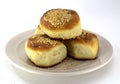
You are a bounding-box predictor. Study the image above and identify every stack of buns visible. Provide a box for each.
[25,8,99,67]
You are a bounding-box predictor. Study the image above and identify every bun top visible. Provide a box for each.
[69,30,98,45]
[26,35,61,51]
[40,8,80,30]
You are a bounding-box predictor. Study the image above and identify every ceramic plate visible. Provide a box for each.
[5,29,113,76]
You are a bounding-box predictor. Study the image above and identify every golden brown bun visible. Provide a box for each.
[25,35,67,67]
[64,30,99,59]
[34,25,45,35]
[40,8,82,39]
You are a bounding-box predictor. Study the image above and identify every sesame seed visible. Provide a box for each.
[28,35,58,49]
[43,9,72,28]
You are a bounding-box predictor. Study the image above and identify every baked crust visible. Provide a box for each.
[40,9,80,30]
[72,30,98,47]
[39,9,82,39]
[25,34,67,67]
[26,35,61,51]
[64,30,99,59]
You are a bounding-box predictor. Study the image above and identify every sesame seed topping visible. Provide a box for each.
[28,35,59,49]
[43,9,72,28]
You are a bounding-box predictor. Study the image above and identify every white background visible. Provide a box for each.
[0,0,120,84]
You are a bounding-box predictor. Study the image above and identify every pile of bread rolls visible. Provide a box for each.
[25,9,99,67]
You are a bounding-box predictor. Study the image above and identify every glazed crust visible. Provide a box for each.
[40,9,80,31]
[26,35,61,51]
[64,30,99,59]
[25,34,67,67]
[72,30,98,47]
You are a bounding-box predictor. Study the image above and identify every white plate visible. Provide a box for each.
[5,29,113,76]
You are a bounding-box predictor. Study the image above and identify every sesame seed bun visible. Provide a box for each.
[40,8,82,39]
[25,35,67,67]
[64,30,99,59]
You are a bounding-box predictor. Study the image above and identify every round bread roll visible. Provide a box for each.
[34,25,44,35]
[25,35,67,67]
[40,8,82,39]
[64,30,99,59]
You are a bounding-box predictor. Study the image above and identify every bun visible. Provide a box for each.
[25,35,67,67]
[25,8,99,67]
[40,9,82,39]
[34,25,44,35]
[64,30,99,59]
